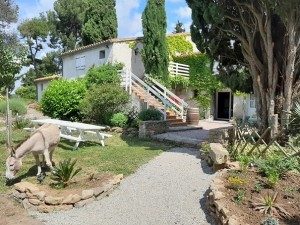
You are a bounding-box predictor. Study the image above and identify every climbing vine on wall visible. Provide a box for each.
[174,54,225,108]
[167,35,193,60]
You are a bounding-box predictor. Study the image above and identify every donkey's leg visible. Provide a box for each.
[49,145,56,167]
[33,153,42,176]
[43,149,54,171]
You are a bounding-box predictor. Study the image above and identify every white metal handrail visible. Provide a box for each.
[120,68,171,120]
[144,74,188,119]
[119,68,189,120]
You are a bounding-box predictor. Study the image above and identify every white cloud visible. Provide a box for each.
[173,6,191,19]
[18,0,55,20]
[116,0,143,38]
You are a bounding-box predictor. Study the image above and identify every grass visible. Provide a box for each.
[0,129,172,193]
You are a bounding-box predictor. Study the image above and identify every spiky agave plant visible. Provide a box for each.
[51,158,82,187]
[251,192,290,218]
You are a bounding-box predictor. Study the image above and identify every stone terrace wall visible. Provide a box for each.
[139,121,168,138]
[11,174,123,213]
[207,173,249,225]
[209,127,235,146]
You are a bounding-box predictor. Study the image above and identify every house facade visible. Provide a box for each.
[34,75,61,101]
[61,37,145,79]
[37,33,256,123]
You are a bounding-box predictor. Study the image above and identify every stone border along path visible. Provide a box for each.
[32,147,216,225]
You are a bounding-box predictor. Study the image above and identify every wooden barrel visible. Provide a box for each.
[187,107,200,125]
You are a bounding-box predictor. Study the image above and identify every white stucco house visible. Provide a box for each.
[34,75,61,101]
[36,33,256,122]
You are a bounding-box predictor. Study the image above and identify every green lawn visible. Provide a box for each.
[0,129,172,193]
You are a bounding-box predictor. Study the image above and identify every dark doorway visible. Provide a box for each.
[217,92,231,120]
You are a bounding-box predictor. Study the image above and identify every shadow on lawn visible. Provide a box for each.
[5,165,37,186]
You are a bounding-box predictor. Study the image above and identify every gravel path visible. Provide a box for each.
[32,147,216,225]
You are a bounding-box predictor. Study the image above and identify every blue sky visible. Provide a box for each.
[15,0,192,38]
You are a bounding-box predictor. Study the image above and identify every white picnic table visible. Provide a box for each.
[31,119,112,151]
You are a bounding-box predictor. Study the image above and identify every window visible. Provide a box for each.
[76,56,85,70]
[41,83,44,92]
[250,94,255,108]
[99,50,105,59]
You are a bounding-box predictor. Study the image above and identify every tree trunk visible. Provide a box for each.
[281,25,297,129]
[6,87,12,148]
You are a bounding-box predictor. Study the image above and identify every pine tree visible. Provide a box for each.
[173,20,185,33]
[142,0,169,84]
[82,0,118,45]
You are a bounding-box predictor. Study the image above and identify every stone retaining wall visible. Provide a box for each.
[139,120,168,138]
[209,127,235,146]
[11,174,123,213]
[207,173,248,225]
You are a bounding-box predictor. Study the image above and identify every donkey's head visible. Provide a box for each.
[5,147,22,180]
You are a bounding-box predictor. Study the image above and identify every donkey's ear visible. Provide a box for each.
[7,145,16,157]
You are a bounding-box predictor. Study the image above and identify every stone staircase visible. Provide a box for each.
[120,68,189,127]
[131,84,187,126]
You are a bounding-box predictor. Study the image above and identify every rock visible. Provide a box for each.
[28,198,41,206]
[228,217,240,225]
[213,191,225,200]
[34,191,46,201]
[214,199,227,212]
[209,143,229,164]
[44,196,64,205]
[22,199,35,210]
[102,183,114,192]
[81,189,94,200]
[74,197,95,208]
[92,187,105,197]
[38,205,54,213]
[15,182,39,193]
[226,161,240,170]
[108,174,123,185]
[62,194,82,204]
[11,190,27,200]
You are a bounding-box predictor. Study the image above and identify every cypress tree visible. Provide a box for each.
[142,0,169,84]
[82,0,118,45]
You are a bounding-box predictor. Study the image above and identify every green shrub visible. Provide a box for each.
[110,113,128,128]
[12,116,33,129]
[41,79,86,121]
[256,155,298,178]
[15,86,36,100]
[51,158,82,188]
[84,63,123,89]
[0,98,27,115]
[80,83,130,124]
[138,109,162,121]
[237,154,251,172]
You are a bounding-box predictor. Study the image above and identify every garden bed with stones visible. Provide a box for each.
[207,170,300,225]
[11,174,123,213]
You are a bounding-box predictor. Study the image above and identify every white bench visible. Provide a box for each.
[31,119,112,151]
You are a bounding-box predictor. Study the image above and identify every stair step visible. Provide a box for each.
[168,122,188,127]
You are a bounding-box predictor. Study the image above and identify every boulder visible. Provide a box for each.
[15,182,39,193]
[92,187,105,197]
[209,143,229,164]
[62,194,82,204]
[81,189,94,200]
[74,197,95,208]
[44,196,64,205]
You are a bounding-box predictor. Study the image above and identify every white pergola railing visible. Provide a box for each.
[168,62,190,77]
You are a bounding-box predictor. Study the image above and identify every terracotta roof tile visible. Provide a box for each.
[61,33,191,57]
